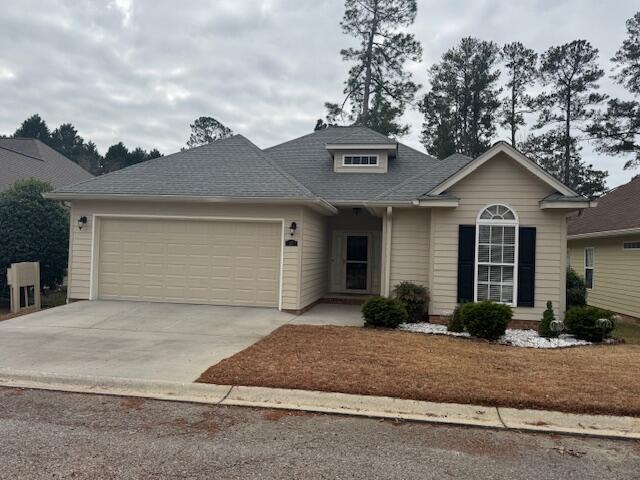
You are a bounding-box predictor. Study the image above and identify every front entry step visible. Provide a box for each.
[320,293,373,305]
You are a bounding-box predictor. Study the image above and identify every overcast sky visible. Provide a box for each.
[0,0,637,187]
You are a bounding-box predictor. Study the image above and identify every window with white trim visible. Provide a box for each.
[623,241,640,250]
[343,154,378,166]
[585,247,595,289]
[476,204,518,305]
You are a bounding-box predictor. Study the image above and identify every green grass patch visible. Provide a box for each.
[613,320,640,345]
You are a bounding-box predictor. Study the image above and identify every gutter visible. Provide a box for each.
[567,227,640,240]
[42,192,339,215]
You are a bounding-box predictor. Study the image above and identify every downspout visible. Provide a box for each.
[383,206,393,296]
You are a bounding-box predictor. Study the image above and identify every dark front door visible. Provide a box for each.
[345,234,369,291]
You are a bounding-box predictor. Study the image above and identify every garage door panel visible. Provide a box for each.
[98,218,281,307]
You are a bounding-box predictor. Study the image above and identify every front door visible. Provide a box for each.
[344,234,369,291]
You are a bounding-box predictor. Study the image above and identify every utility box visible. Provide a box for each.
[6,262,41,314]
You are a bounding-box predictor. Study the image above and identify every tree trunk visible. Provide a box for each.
[564,90,571,185]
[511,85,516,147]
[361,0,379,125]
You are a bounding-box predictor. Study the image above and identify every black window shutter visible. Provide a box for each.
[517,227,536,307]
[457,225,476,303]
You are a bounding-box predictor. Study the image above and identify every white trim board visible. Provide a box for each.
[430,142,578,198]
[568,227,640,240]
[87,213,286,311]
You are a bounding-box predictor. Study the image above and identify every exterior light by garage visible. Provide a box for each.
[289,221,297,237]
[77,216,88,230]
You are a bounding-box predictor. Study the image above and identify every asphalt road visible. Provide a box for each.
[0,387,638,479]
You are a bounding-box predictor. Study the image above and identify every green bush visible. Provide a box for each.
[538,301,560,338]
[362,296,408,328]
[0,180,69,295]
[566,268,586,308]
[459,301,513,340]
[392,281,429,322]
[564,306,616,342]
[447,305,465,332]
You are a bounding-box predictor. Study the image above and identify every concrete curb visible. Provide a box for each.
[0,368,638,440]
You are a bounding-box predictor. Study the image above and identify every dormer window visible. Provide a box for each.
[343,154,378,166]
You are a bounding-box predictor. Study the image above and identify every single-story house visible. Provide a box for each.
[0,138,92,191]
[46,127,592,323]
[568,176,640,319]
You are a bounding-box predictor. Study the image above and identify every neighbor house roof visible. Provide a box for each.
[53,135,317,200]
[0,138,93,191]
[568,176,640,237]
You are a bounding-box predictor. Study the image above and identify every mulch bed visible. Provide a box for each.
[197,324,640,417]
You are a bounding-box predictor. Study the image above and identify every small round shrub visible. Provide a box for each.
[392,281,430,322]
[538,301,560,338]
[361,296,408,328]
[566,268,586,308]
[459,301,512,340]
[564,306,616,342]
[447,305,465,332]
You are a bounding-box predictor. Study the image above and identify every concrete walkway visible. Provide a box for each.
[0,368,638,441]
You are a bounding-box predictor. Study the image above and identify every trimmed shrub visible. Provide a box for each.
[361,296,408,328]
[459,301,513,340]
[566,268,587,308]
[447,305,465,332]
[392,281,430,322]
[564,306,616,342]
[538,301,560,338]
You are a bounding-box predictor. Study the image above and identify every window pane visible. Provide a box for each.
[502,266,514,283]
[503,226,516,244]
[490,245,503,263]
[346,263,367,290]
[478,244,490,262]
[479,225,490,243]
[344,156,352,164]
[369,156,378,165]
[478,265,489,282]
[477,283,489,300]
[489,284,501,301]
[347,236,368,261]
[489,266,501,283]
[585,248,594,267]
[503,245,515,263]
[585,268,593,289]
[501,285,513,303]
[491,226,503,243]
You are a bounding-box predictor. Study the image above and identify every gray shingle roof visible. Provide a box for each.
[327,127,395,145]
[0,138,93,191]
[55,135,316,199]
[50,126,488,204]
[265,127,440,202]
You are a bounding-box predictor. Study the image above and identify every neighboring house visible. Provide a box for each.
[46,127,592,322]
[568,177,640,319]
[0,138,93,191]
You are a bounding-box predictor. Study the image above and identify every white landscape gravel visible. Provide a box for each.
[399,322,593,349]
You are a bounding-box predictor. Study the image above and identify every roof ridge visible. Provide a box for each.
[329,125,395,144]
[237,135,317,198]
[0,139,44,162]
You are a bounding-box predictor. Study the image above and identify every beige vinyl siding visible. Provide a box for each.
[389,208,430,290]
[429,152,566,321]
[299,207,330,308]
[67,200,303,310]
[568,237,640,318]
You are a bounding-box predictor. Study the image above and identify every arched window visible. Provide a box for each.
[476,204,518,305]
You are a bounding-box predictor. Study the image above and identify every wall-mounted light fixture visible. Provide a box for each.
[289,221,297,237]
[77,216,88,230]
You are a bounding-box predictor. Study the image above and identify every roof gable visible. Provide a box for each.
[429,142,579,198]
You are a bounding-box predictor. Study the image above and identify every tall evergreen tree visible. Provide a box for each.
[186,116,233,148]
[420,37,501,158]
[521,129,607,197]
[500,42,538,147]
[590,11,640,170]
[13,114,50,142]
[49,123,83,159]
[102,142,130,173]
[325,0,422,136]
[532,40,606,185]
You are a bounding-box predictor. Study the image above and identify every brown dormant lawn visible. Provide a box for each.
[197,325,640,417]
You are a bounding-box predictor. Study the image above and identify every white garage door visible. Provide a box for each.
[97,218,282,307]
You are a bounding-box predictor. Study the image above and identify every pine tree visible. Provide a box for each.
[521,129,607,198]
[533,40,606,185]
[13,114,51,142]
[325,0,422,136]
[500,42,537,147]
[186,116,233,148]
[420,37,501,158]
[590,11,640,170]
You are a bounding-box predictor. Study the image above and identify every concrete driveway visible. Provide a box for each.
[0,301,295,382]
